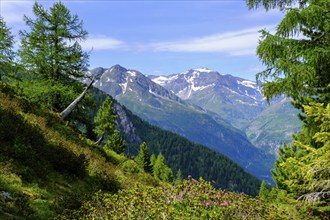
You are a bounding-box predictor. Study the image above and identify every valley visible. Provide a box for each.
[88,64,301,183]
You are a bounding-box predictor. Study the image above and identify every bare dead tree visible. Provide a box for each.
[60,77,95,119]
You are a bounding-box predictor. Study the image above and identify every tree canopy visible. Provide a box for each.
[18,2,89,111]
[248,0,330,204]
[19,2,88,82]
[248,0,330,110]
[94,97,118,143]
[0,16,15,80]
[135,142,153,173]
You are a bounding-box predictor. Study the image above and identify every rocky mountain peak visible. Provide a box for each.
[110,64,128,73]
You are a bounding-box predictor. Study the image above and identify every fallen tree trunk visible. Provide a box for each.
[60,77,95,119]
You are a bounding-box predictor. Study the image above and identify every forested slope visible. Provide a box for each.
[122,105,262,195]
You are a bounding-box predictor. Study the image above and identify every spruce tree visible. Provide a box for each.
[135,142,152,173]
[106,130,127,154]
[94,97,118,144]
[18,2,89,110]
[0,16,15,81]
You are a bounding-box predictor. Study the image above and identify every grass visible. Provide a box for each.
[0,82,157,219]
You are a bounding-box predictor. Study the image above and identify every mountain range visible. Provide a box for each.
[87,64,301,183]
[149,68,302,154]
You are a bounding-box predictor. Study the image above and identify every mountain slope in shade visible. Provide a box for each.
[150,68,301,155]
[90,89,262,195]
[88,65,275,183]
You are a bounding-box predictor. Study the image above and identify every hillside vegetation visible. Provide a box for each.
[0,82,156,218]
[0,81,324,219]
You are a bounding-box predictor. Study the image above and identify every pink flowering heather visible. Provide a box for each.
[220,201,229,207]
[215,194,219,199]
[206,202,211,206]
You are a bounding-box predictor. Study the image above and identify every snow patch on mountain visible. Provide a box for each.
[193,83,215,92]
[237,80,257,89]
[193,68,213,73]
[119,75,129,94]
[152,75,179,86]
[127,70,137,77]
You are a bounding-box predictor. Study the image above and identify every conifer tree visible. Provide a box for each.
[106,130,127,154]
[176,169,182,181]
[258,181,270,200]
[0,16,15,81]
[153,153,174,182]
[135,142,152,173]
[247,0,330,110]
[18,2,89,110]
[274,103,330,201]
[247,0,330,202]
[94,97,118,144]
[150,154,157,167]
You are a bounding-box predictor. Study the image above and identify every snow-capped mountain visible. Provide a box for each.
[150,68,301,155]
[151,68,262,103]
[150,68,266,129]
[90,64,183,105]
[88,64,276,183]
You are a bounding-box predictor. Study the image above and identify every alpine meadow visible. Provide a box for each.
[0,0,329,219]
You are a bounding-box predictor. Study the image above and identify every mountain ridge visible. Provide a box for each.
[88,64,276,183]
[149,67,301,154]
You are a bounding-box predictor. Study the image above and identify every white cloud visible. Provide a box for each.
[0,1,34,24]
[81,36,125,51]
[145,26,276,56]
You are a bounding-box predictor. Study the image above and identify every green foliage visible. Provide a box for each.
[135,142,153,173]
[248,0,330,212]
[94,97,118,141]
[0,82,157,218]
[258,181,270,200]
[153,153,174,182]
[0,16,15,81]
[248,0,330,110]
[247,0,306,11]
[68,177,311,219]
[105,130,126,154]
[273,103,330,203]
[19,2,88,81]
[18,2,89,111]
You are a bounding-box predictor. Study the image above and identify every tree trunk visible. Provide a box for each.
[60,77,95,119]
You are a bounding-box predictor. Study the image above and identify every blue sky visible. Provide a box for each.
[0,0,283,80]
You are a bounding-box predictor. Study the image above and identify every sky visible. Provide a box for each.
[0,0,284,80]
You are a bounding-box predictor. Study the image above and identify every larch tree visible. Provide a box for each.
[18,2,89,111]
[247,0,330,202]
[0,16,15,81]
[153,153,174,182]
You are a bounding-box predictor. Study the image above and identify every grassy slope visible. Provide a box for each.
[0,82,324,219]
[0,82,156,219]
